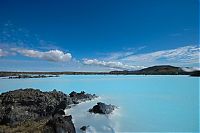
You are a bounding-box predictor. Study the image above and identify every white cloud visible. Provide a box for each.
[11,48,72,62]
[120,45,200,66]
[83,59,144,70]
[181,67,200,72]
[1,45,199,71]
[84,45,199,71]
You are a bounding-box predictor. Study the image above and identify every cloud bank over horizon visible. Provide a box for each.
[82,45,199,70]
[0,45,199,71]
[120,45,199,65]
[83,59,145,70]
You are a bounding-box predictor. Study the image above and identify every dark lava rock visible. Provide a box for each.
[69,91,97,104]
[189,70,200,77]
[8,74,59,79]
[89,102,116,114]
[54,109,65,116]
[57,100,68,110]
[45,114,75,133]
[0,88,69,125]
[80,125,89,132]
[0,88,97,132]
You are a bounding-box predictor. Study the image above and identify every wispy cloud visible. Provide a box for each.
[99,46,146,61]
[169,33,182,37]
[83,59,144,70]
[0,22,62,51]
[0,44,199,71]
[83,45,199,71]
[120,45,199,66]
[11,48,72,62]
[101,51,134,61]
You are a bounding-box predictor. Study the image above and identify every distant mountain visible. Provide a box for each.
[135,65,186,75]
[109,65,199,75]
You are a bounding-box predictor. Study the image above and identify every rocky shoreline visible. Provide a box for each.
[6,74,59,79]
[0,88,97,133]
[1,65,200,77]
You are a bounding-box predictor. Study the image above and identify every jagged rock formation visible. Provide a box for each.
[0,88,97,133]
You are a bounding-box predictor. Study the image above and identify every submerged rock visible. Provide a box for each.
[80,125,89,132]
[89,102,116,114]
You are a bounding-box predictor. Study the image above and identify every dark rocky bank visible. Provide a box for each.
[8,74,59,79]
[0,88,97,133]
[189,70,200,77]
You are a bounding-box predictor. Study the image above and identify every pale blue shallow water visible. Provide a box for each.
[0,75,199,133]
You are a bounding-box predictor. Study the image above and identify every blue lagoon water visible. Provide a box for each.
[0,75,199,132]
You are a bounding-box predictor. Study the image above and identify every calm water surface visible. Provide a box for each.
[0,75,199,132]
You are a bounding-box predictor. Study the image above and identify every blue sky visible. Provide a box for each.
[0,0,199,71]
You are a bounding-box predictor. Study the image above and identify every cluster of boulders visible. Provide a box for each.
[0,88,97,133]
[0,88,117,133]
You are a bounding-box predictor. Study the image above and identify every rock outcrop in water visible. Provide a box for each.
[89,102,116,114]
[80,125,89,132]
[69,91,96,104]
[8,74,59,79]
[0,88,97,133]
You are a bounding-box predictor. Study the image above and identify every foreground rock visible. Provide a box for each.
[80,125,89,132]
[45,114,75,133]
[89,102,116,114]
[0,88,97,133]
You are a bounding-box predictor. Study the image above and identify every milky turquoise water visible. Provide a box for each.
[0,75,199,132]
